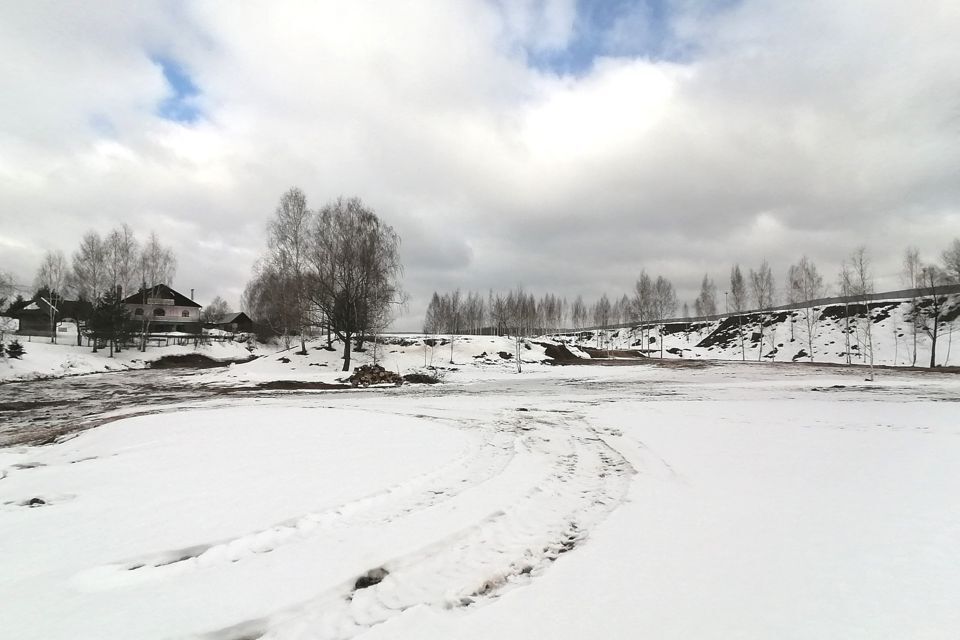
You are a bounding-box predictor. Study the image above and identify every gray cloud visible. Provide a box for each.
[1,0,958,327]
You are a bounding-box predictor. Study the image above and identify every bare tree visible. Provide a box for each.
[34,250,70,343]
[571,295,588,336]
[652,276,678,358]
[105,224,140,297]
[444,289,462,363]
[787,256,825,362]
[505,286,531,372]
[694,274,718,316]
[592,294,612,347]
[268,187,312,353]
[134,232,177,350]
[72,231,108,302]
[729,265,747,360]
[139,231,177,289]
[902,247,922,366]
[0,270,13,349]
[942,238,960,283]
[0,270,13,311]
[838,261,855,365]
[912,265,949,368]
[749,260,775,361]
[490,290,509,336]
[244,258,299,347]
[305,197,404,372]
[941,238,960,365]
[201,296,232,324]
[848,247,875,379]
[632,271,653,351]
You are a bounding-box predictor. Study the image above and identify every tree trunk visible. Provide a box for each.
[515,335,522,373]
[342,333,352,372]
[843,305,851,365]
[945,324,953,366]
[930,321,938,368]
[911,300,918,366]
[738,316,744,361]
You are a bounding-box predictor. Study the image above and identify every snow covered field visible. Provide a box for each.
[1,356,958,639]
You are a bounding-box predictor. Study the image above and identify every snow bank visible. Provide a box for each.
[198,335,555,387]
[0,339,256,382]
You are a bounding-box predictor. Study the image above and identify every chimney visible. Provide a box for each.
[190,288,195,301]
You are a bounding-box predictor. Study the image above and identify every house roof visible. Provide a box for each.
[213,311,251,325]
[11,298,93,318]
[122,284,201,308]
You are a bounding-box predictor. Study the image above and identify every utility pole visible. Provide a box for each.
[41,296,59,344]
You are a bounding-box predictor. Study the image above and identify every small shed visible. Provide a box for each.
[209,311,253,333]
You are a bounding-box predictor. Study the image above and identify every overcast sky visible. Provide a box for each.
[2,0,958,329]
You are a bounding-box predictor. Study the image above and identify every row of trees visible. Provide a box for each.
[28,226,177,351]
[423,239,959,368]
[243,189,404,371]
[423,272,682,357]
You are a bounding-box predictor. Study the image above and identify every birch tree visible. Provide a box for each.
[592,294,612,347]
[34,250,70,343]
[942,238,960,283]
[694,274,718,316]
[201,296,231,324]
[788,256,825,362]
[134,232,177,350]
[571,295,587,334]
[105,224,140,297]
[268,187,312,353]
[729,265,747,360]
[305,197,404,372]
[838,261,854,365]
[632,271,653,351]
[749,260,775,361]
[913,265,949,368]
[0,270,13,311]
[72,231,108,302]
[847,247,875,379]
[244,259,299,347]
[902,247,922,366]
[139,231,177,290]
[652,276,678,358]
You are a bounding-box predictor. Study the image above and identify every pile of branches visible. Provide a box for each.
[347,364,404,387]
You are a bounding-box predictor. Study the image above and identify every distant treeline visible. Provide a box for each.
[426,242,960,336]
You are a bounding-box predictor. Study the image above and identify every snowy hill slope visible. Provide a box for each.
[554,294,960,368]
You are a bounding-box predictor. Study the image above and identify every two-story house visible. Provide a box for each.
[122,284,202,334]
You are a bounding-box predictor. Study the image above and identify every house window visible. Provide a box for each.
[134,308,144,316]
[153,308,165,316]
[181,310,190,318]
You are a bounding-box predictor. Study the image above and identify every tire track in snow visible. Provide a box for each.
[198,409,635,640]
[78,416,517,587]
